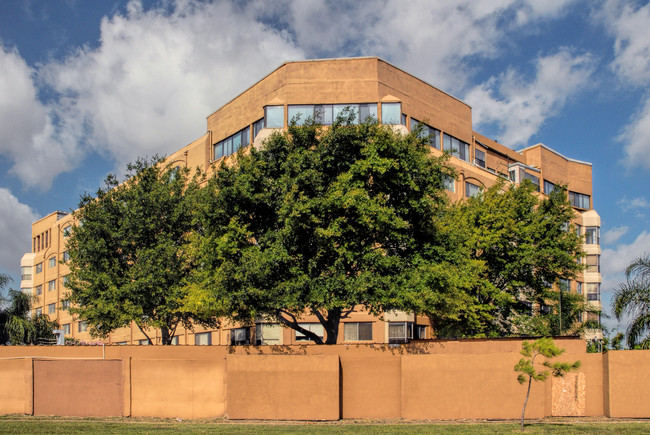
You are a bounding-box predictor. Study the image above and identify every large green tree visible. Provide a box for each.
[0,274,58,345]
[187,114,481,344]
[66,158,216,345]
[612,254,650,349]
[438,181,584,337]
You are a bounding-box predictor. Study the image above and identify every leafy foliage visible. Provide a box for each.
[65,157,217,345]
[514,337,581,431]
[612,254,650,349]
[0,275,58,345]
[439,181,584,337]
[188,113,479,343]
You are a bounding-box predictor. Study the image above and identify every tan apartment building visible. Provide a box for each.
[19,57,602,345]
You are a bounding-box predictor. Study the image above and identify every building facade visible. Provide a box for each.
[19,57,602,345]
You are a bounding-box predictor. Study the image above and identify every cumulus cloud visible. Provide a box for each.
[618,196,650,216]
[0,188,39,277]
[602,230,650,277]
[464,49,596,147]
[602,225,629,245]
[598,1,650,169]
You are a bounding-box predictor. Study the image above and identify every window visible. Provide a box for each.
[586,255,600,273]
[78,321,88,333]
[544,180,558,194]
[62,324,70,335]
[465,182,482,198]
[474,149,486,168]
[48,303,56,314]
[213,126,250,160]
[575,224,582,237]
[411,118,441,149]
[585,227,600,245]
[48,257,56,268]
[62,251,70,262]
[252,118,264,141]
[388,322,413,344]
[21,266,32,281]
[139,339,151,345]
[171,336,180,345]
[230,328,249,345]
[62,300,70,310]
[288,105,314,126]
[35,263,42,274]
[115,341,127,346]
[558,278,570,291]
[265,105,284,128]
[295,323,324,342]
[48,280,56,291]
[35,285,42,295]
[569,191,590,209]
[576,282,582,294]
[523,172,540,191]
[415,325,427,340]
[443,175,455,192]
[256,323,281,345]
[381,102,402,125]
[63,225,72,237]
[35,308,42,316]
[62,275,70,287]
[344,322,373,341]
[195,332,212,346]
[586,283,600,301]
[443,133,470,162]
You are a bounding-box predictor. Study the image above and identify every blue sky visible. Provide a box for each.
[1,0,648,334]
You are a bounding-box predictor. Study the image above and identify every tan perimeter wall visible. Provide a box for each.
[0,340,649,420]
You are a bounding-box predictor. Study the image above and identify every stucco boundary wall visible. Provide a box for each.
[0,338,648,420]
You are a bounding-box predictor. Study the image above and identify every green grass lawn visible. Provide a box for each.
[1,416,649,434]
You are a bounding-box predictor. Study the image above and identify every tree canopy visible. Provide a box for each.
[0,274,57,345]
[187,114,480,343]
[66,157,217,345]
[612,254,650,349]
[437,181,584,337]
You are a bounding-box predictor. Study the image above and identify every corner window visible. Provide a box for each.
[195,332,212,346]
[585,227,600,245]
[465,182,482,198]
[230,328,249,345]
[443,134,470,162]
[474,149,486,168]
[295,323,324,342]
[344,322,373,341]
[264,105,284,128]
[381,102,402,125]
[569,191,590,209]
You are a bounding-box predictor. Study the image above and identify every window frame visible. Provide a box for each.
[343,322,373,341]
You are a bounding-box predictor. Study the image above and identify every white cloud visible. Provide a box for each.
[0,45,80,189]
[602,225,629,245]
[464,49,596,146]
[0,188,39,277]
[598,1,650,169]
[618,196,650,215]
[602,230,650,277]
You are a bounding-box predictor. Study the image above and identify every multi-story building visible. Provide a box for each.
[19,57,602,345]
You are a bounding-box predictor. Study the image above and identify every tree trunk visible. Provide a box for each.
[521,375,532,431]
[324,308,341,344]
[160,326,172,345]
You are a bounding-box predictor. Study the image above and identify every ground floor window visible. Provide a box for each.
[344,322,373,341]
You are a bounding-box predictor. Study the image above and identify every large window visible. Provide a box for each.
[586,255,600,273]
[586,283,600,301]
[21,266,32,281]
[264,105,284,128]
[411,118,441,149]
[381,103,402,125]
[569,191,590,209]
[256,323,281,345]
[585,227,599,245]
[523,172,540,191]
[344,322,373,341]
[443,133,470,162]
[544,180,558,194]
[295,323,324,342]
[474,149,486,168]
[195,332,212,346]
[230,328,249,345]
[388,322,413,344]
[213,126,250,160]
[465,181,482,198]
[288,105,314,125]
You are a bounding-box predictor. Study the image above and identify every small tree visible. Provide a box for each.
[514,337,580,431]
